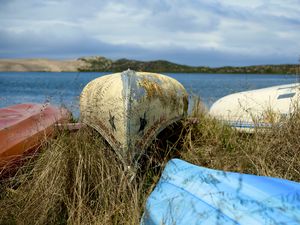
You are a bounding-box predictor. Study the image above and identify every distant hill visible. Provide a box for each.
[80,57,300,74]
[0,56,299,74]
[0,58,88,72]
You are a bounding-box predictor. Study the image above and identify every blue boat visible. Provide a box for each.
[141,159,300,225]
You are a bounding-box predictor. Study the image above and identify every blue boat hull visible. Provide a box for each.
[141,159,300,225]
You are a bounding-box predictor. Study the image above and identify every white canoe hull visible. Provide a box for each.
[80,70,188,165]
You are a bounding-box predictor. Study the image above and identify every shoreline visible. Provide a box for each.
[0,57,299,74]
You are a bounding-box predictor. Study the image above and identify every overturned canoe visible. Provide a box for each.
[141,159,300,225]
[209,83,300,132]
[0,103,70,167]
[80,70,188,165]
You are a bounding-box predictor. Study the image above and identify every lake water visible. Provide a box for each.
[0,72,298,117]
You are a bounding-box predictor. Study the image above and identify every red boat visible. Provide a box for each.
[0,103,70,168]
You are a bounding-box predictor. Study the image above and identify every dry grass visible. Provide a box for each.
[0,128,157,225]
[1,100,300,224]
[181,100,300,181]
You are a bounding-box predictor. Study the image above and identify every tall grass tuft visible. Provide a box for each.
[181,100,300,181]
[0,128,158,225]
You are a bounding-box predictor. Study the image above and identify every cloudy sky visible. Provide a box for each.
[0,0,299,66]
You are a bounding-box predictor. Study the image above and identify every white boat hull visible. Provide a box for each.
[209,83,300,132]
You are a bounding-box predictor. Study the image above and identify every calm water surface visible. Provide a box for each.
[0,72,297,117]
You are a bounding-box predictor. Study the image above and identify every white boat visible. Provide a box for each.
[80,70,188,166]
[209,83,300,132]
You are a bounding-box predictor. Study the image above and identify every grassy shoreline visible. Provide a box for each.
[1,102,300,224]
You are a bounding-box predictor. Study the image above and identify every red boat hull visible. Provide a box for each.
[0,103,70,167]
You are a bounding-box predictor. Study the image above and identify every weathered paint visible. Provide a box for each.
[80,70,188,166]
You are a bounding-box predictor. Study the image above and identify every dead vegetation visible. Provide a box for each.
[1,100,300,224]
[181,99,300,181]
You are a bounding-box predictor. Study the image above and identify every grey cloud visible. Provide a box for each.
[0,28,295,67]
[0,0,299,66]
